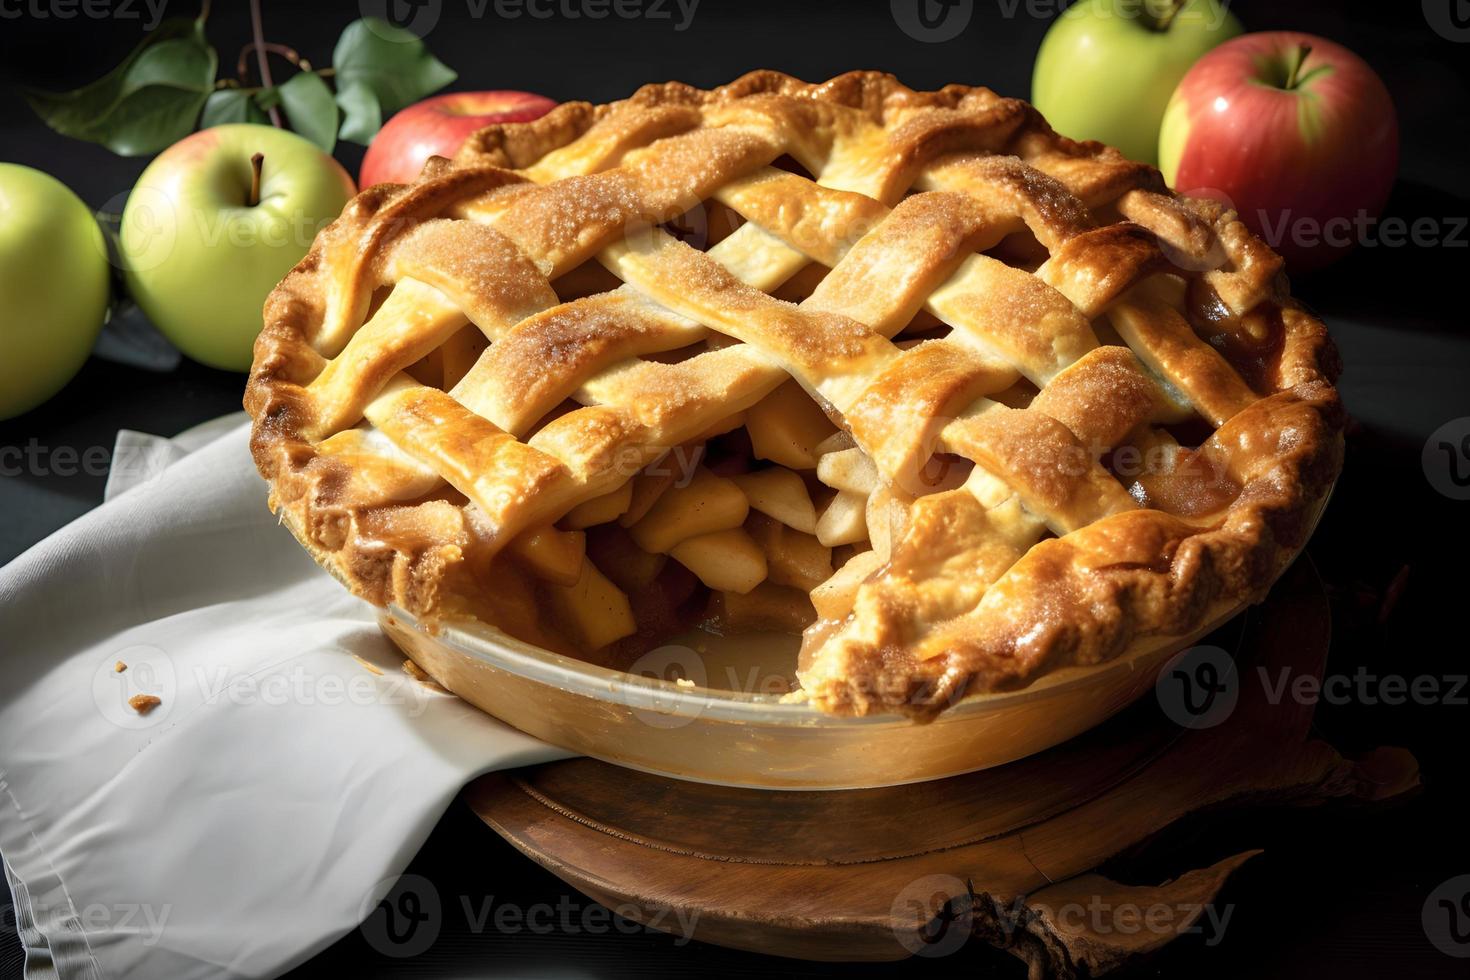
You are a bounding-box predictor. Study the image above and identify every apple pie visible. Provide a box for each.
[246,71,1342,719]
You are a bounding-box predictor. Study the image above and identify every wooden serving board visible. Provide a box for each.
[464,561,1419,976]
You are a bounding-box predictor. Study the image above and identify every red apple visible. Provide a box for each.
[1159,32,1399,272]
[359,90,557,187]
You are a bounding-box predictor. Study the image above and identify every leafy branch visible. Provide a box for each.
[24,1,456,156]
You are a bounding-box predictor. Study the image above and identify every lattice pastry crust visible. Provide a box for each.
[246,71,1342,719]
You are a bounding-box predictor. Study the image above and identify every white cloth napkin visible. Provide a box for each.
[0,416,572,979]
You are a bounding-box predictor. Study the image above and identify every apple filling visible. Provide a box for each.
[481,376,924,668]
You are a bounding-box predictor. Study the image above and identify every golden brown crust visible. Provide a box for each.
[246,70,1344,720]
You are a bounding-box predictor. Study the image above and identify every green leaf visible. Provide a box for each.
[201,89,269,127]
[332,18,455,125]
[335,81,382,145]
[24,17,217,156]
[277,71,339,153]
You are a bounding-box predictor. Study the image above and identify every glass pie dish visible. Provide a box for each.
[377,486,1330,790]
[379,596,1242,790]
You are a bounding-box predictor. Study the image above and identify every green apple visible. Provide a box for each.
[1032,0,1242,165]
[120,124,355,371]
[0,164,110,420]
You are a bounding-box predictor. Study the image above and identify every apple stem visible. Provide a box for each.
[1284,44,1313,90]
[248,153,264,208]
[1142,0,1186,32]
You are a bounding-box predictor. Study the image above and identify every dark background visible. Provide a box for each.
[3,0,1469,976]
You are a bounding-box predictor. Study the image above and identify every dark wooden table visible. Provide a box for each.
[3,2,1468,976]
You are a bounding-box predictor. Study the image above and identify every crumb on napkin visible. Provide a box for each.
[128,694,162,715]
